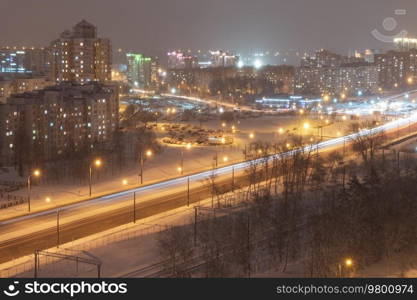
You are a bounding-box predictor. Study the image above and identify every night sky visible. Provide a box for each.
[1,0,416,57]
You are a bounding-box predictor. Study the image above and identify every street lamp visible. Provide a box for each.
[339,258,354,277]
[180,144,192,175]
[139,149,153,185]
[27,169,41,212]
[89,159,102,197]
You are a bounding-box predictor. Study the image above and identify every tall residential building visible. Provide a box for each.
[209,50,238,68]
[0,74,51,103]
[167,51,198,69]
[0,47,50,75]
[375,49,417,89]
[49,20,111,84]
[0,48,26,73]
[126,53,152,89]
[0,82,119,165]
[394,37,417,52]
[295,63,379,97]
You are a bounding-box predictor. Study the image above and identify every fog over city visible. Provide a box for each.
[1,0,417,58]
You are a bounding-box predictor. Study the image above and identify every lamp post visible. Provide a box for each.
[180,143,192,175]
[338,258,353,277]
[89,159,102,197]
[27,169,41,212]
[45,197,60,248]
[133,192,137,223]
[139,149,153,185]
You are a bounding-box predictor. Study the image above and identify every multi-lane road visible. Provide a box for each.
[1,91,417,265]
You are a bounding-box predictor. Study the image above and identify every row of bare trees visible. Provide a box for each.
[157,126,417,277]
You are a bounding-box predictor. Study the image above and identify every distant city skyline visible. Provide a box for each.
[1,0,416,61]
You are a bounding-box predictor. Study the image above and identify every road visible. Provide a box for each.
[1,91,417,265]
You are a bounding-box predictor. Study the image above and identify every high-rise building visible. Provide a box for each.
[126,53,152,89]
[49,20,111,84]
[0,82,119,165]
[375,49,417,89]
[0,74,51,103]
[295,63,379,97]
[209,50,238,68]
[394,37,417,52]
[0,48,26,73]
[167,51,198,69]
[0,47,50,75]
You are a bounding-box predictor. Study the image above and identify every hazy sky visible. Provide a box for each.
[1,0,417,56]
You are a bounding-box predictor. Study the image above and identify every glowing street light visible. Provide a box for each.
[249,133,255,139]
[89,159,102,196]
[254,59,263,69]
[140,150,153,185]
[45,197,51,203]
[223,156,229,163]
[303,122,310,130]
[345,258,353,267]
[339,258,354,277]
[122,179,128,186]
[94,159,102,167]
[28,169,41,212]
[278,127,284,134]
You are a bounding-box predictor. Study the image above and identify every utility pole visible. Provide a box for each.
[181,149,184,175]
[232,166,235,193]
[187,177,190,206]
[139,149,144,185]
[133,192,137,223]
[194,207,198,246]
[89,166,92,196]
[56,209,60,248]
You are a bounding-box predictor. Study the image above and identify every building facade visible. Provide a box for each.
[375,49,417,89]
[0,47,50,75]
[126,53,152,89]
[295,63,379,97]
[0,83,119,166]
[49,20,111,84]
[0,75,52,103]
